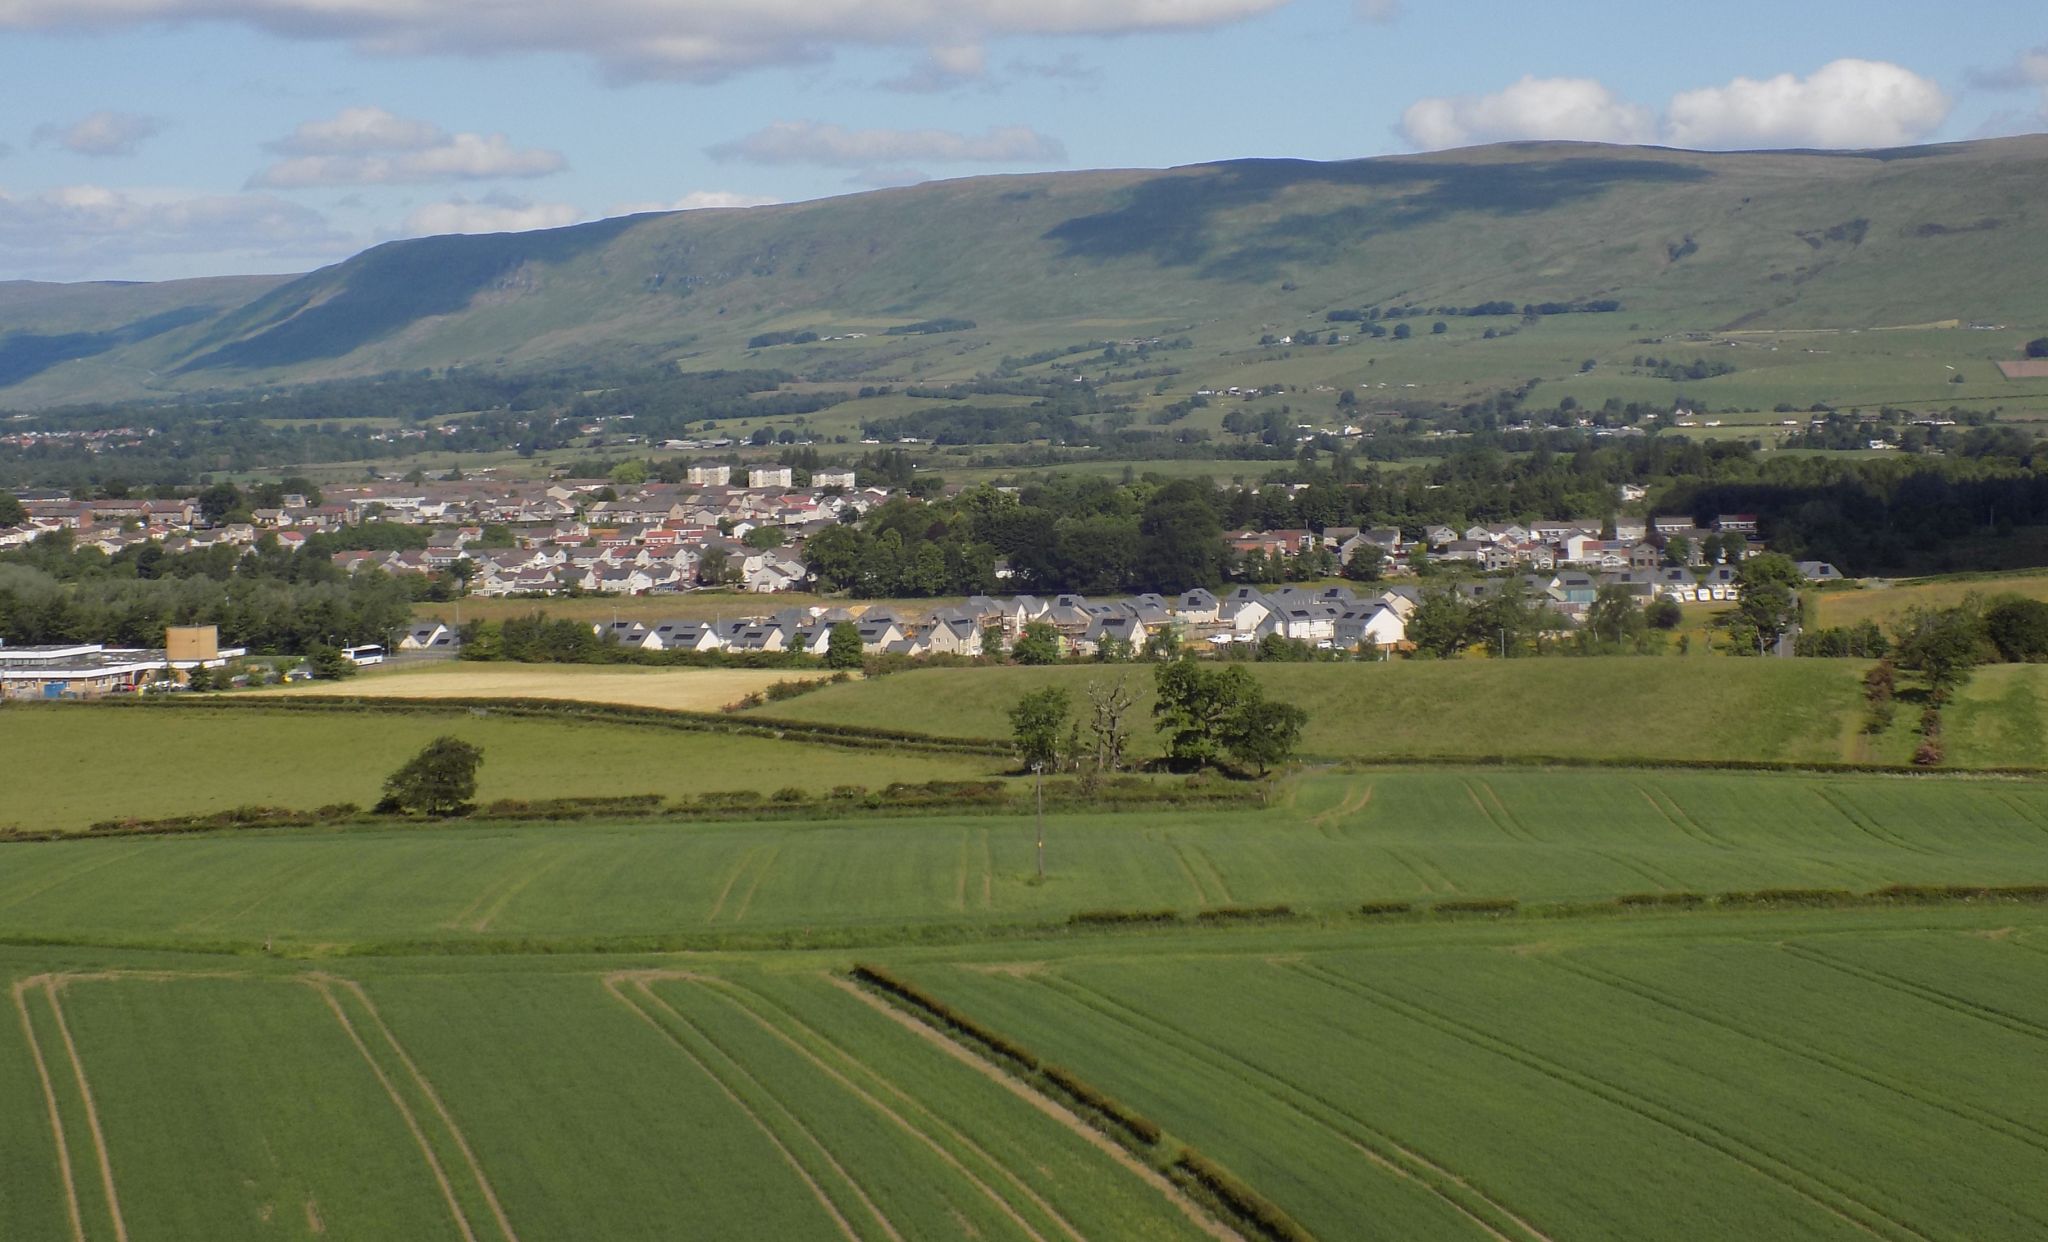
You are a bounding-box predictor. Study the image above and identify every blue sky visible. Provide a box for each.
[1,0,2043,282]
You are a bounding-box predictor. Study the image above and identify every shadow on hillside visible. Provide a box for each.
[178,216,646,373]
[1045,156,1711,279]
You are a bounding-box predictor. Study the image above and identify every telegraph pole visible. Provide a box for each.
[1033,760,1046,881]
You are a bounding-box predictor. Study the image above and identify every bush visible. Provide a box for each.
[1615,891,1706,908]
[1043,1065,1162,1147]
[770,786,810,803]
[1358,900,1414,916]
[1194,904,1294,923]
[1171,1151,1314,1242]
[696,789,764,807]
[1433,897,1518,917]
[1070,908,1180,926]
[1715,887,1855,907]
[1912,738,1944,767]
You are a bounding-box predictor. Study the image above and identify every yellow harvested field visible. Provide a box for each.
[261,664,835,712]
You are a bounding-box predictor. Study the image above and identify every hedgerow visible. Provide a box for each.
[1169,1150,1315,1242]
[1194,904,1294,923]
[1070,908,1181,927]
[1433,897,1519,916]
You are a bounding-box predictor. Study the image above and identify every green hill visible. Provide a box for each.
[5,136,2048,405]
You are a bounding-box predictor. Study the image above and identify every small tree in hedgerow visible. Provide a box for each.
[1007,686,1071,772]
[1011,621,1063,665]
[823,620,865,670]
[380,736,484,817]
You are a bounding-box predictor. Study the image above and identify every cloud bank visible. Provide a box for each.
[250,106,565,187]
[33,111,163,157]
[1401,60,1953,152]
[0,0,1291,81]
[0,183,344,278]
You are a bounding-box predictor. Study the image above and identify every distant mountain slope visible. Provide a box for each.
[4,136,2046,405]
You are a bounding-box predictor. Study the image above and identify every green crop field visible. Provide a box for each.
[0,959,1223,1241]
[3,768,2047,952]
[1812,570,2048,631]
[889,910,2048,1241]
[4,748,2048,1238]
[0,703,1001,832]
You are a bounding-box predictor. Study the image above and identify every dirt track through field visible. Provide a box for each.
[703,976,1083,1242]
[602,974,879,1242]
[829,976,1240,1242]
[307,979,482,1242]
[1290,962,1925,1242]
[13,978,87,1242]
[335,978,521,1241]
[1042,969,1549,1242]
[42,980,129,1242]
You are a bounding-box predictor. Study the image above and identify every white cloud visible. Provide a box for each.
[607,190,780,215]
[1354,0,1401,21]
[0,183,345,278]
[880,43,987,93]
[268,104,443,155]
[401,193,585,236]
[0,0,1289,82]
[249,107,566,187]
[1400,60,1956,153]
[32,110,163,157]
[1666,59,1950,149]
[1400,77,1657,149]
[708,121,1064,167]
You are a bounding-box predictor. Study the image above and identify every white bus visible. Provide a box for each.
[340,644,386,667]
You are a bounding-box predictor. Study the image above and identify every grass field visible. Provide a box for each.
[0,704,999,832]
[1812,570,2048,630]
[1,961,1221,1241]
[4,768,2047,950]
[893,910,2048,1241]
[753,658,1880,764]
[262,662,837,712]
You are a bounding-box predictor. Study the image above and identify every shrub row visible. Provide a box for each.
[1334,752,2048,777]
[87,803,359,835]
[1041,1064,1163,1148]
[1169,1150,1315,1242]
[1615,891,1708,909]
[1358,900,1414,916]
[1712,887,1858,908]
[1194,904,1295,923]
[1070,908,1181,927]
[1871,882,2048,904]
[476,794,663,820]
[1433,898,1519,917]
[847,964,1041,1073]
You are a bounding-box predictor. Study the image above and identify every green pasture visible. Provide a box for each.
[753,657,1883,765]
[0,704,999,832]
[896,910,2048,1241]
[1812,569,2048,630]
[4,767,2048,951]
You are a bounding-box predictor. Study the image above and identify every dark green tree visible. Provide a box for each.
[1153,661,1255,769]
[305,643,358,680]
[1736,552,1802,649]
[1012,621,1062,665]
[1136,480,1227,593]
[0,492,24,527]
[2027,337,2048,359]
[823,621,865,669]
[1220,698,1309,776]
[1892,605,1990,694]
[1007,686,1071,771]
[1406,587,1470,658]
[1983,597,2048,663]
[380,736,483,817]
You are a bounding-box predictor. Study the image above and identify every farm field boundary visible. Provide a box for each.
[61,695,1010,757]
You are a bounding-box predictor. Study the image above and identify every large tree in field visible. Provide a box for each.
[823,621,864,669]
[1007,686,1071,771]
[1735,552,1803,649]
[381,736,483,817]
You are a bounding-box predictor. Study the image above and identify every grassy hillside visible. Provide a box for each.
[7,136,2048,404]
[753,658,1881,765]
